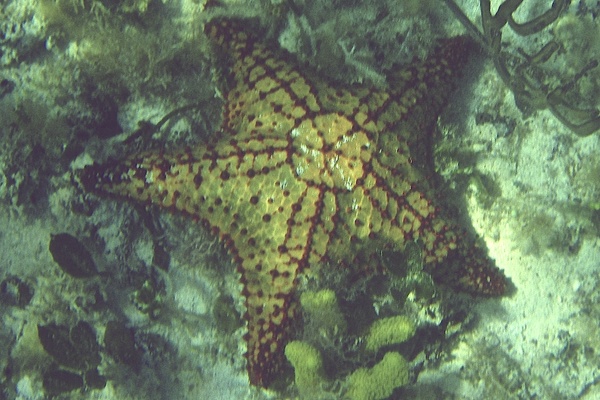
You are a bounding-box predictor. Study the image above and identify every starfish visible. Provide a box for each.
[79,18,507,387]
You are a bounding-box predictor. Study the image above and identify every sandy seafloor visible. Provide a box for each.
[1,0,600,399]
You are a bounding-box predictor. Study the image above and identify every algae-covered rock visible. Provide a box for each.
[213,294,243,334]
[0,276,34,307]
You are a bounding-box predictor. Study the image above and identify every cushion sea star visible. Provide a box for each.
[79,18,507,388]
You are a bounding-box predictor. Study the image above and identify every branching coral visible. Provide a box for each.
[444,0,600,136]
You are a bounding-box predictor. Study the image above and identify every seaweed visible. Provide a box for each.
[444,0,600,135]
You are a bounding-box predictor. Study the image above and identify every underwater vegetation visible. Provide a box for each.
[444,0,600,135]
[286,289,416,400]
[1,0,598,398]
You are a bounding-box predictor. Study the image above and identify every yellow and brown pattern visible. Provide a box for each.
[79,19,507,387]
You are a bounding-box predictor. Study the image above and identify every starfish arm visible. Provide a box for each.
[385,36,476,131]
[79,132,338,387]
[438,236,507,295]
[206,19,322,140]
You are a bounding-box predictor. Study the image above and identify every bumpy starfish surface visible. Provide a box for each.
[79,18,507,387]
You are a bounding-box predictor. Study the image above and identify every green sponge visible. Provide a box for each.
[345,351,409,400]
[364,315,415,352]
[300,289,347,334]
[284,341,326,397]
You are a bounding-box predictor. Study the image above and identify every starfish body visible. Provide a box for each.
[79,19,506,387]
